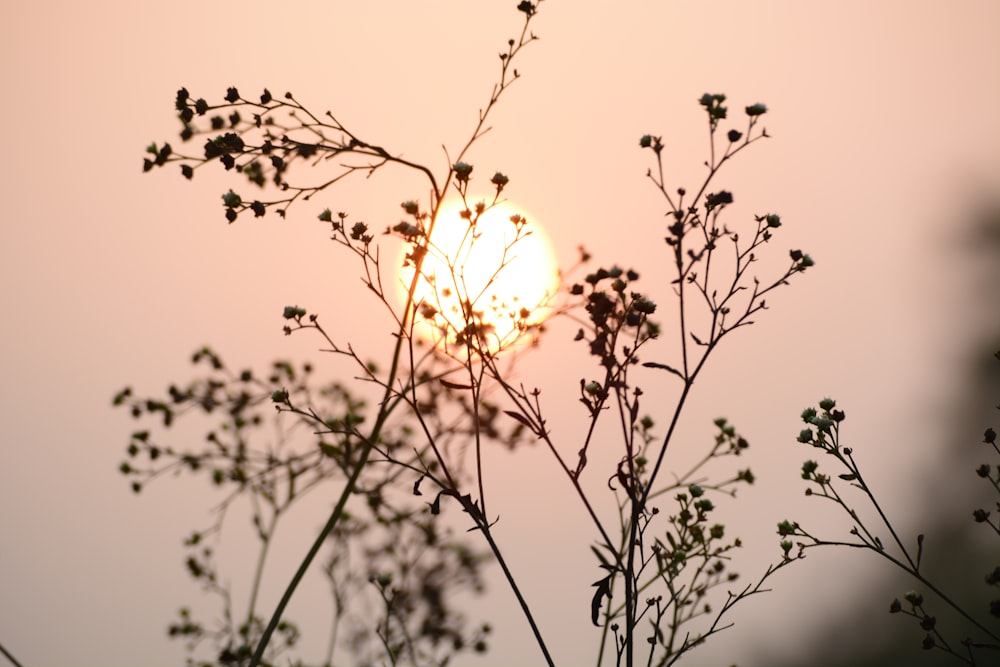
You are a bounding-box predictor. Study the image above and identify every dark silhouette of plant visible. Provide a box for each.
[127,3,819,666]
[779,367,1000,665]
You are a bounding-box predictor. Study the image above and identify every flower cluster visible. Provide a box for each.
[570,265,658,366]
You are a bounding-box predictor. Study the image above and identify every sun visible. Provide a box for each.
[397,199,560,355]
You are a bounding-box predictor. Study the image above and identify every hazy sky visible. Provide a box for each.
[2,2,999,666]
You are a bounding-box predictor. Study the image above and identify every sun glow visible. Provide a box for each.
[397,199,560,355]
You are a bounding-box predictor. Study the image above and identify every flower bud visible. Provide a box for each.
[350,221,369,240]
[633,298,656,314]
[452,161,473,181]
[813,418,834,433]
[221,190,242,208]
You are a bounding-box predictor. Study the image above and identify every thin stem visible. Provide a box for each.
[250,9,546,662]
[478,523,556,667]
[490,374,620,565]
[847,450,918,571]
[805,536,1000,643]
[244,512,277,633]
[250,179,434,667]
[0,641,24,667]
[472,373,488,519]
[248,432,376,667]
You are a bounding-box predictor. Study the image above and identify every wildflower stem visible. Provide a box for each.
[250,177,435,667]
[0,640,24,667]
[480,523,556,667]
[244,513,276,636]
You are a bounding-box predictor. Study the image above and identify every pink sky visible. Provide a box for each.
[2,1,999,665]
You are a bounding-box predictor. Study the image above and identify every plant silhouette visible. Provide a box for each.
[114,3,997,667]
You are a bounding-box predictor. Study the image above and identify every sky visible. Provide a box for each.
[2,1,999,666]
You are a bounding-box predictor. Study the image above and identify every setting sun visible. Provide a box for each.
[397,199,560,355]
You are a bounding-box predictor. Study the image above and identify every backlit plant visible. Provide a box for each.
[778,382,1000,665]
[110,3,1000,667]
